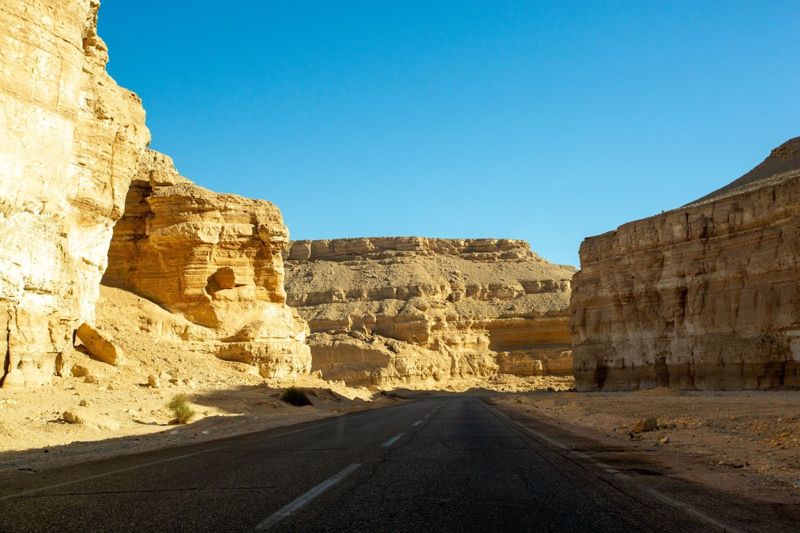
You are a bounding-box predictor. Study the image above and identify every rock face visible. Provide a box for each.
[103,150,311,378]
[571,137,800,391]
[0,0,150,387]
[285,238,575,386]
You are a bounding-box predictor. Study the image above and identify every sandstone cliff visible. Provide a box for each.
[571,137,800,391]
[103,150,311,378]
[285,238,575,386]
[0,0,150,387]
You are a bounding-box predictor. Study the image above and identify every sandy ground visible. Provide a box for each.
[0,372,401,474]
[493,389,800,502]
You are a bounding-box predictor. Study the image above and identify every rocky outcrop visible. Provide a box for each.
[0,0,150,387]
[285,238,575,386]
[571,138,800,391]
[103,150,311,378]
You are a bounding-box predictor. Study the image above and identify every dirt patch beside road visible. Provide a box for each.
[493,389,800,502]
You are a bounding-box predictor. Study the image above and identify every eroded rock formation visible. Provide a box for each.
[571,138,800,391]
[285,238,575,386]
[103,150,311,378]
[0,0,150,387]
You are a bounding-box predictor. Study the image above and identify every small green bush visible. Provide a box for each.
[280,387,312,407]
[167,393,195,424]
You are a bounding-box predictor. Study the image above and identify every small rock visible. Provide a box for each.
[147,374,161,388]
[631,417,659,434]
[793,480,800,490]
[658,435,670,445]
[79,400,88,407]
[71,365,90,378]
[84,376,99,384]
[62,411,83,424]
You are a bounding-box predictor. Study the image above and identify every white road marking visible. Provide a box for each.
[255,463,361,530]
[424,413,432,418]
[382,433,405,448]
[412,420,422,427]
[486,403,742,533]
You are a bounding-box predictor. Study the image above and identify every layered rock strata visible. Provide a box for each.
[0,0,150,387]
[103,150,311,378]
[285,238,575,386]
[571,137,800,391]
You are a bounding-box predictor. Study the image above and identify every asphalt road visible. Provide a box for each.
[0,396,795,532]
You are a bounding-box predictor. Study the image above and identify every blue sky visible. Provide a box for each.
[99,1,799,266]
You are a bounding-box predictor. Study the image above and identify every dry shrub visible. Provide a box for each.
[167,393,195,424]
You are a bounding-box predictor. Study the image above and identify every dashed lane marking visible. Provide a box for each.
[382,433,405,448]
[254,463,361,530]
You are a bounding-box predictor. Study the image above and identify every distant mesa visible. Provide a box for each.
[285,237,575,387]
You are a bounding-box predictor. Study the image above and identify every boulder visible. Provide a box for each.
[76,324,124,366]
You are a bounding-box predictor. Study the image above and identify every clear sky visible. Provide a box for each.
[99,1,799,266]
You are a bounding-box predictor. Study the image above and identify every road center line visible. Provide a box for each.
[382,433,405,447]
[254,463,361,530]
[424,413,432,418]
[412,420,422,427]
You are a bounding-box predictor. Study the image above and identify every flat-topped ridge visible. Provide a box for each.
[287,237,542,262]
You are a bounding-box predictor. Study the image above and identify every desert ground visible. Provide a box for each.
[493,389,800,502]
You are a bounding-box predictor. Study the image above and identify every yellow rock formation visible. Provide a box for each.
[104,150,311,379]
[571,138,800,390]
[0,0,149,387]
[285,238,575,386]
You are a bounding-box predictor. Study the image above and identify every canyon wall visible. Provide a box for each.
[285,238,574,386]
[571,138,800,390]
[0,0,150,387]
[103,150,311,378]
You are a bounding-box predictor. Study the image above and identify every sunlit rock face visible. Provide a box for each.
[285,238,575,386]
[0,0,150,387]
[104,150,311,379]
[571,138,800,391]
